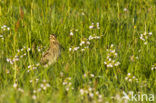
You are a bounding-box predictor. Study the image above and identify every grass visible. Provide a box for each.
[0,0,156,103]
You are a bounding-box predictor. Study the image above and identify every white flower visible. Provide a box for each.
[83,73,87,77]
[89,93,94,98]
[125,77,128,80]
[89,25,94,29]
[68,82,72,86]
[144,42,147,45]
[99,95,102,99]
[29,80,33,83]
[80,89,84,95]
[108,58,111,61]
[129,79,132,82]
[96,91,99,95]
[17,49,20,52]
[36,63,40,66]
[32,95,37,100]
[6,58,10,62]
[66,87,69,91]
[128,73,131,76]
[27,48,31,51]
[110,44,114,47]
[69,48,72,51]
[81,49,85,51]
[18,88,24,93]
[70,32,74,36]
[63,82,67,85]
[149,32,152,36]
[73,47,79,51]
[107,63,113,68]
[28,65,31,68]
[40,84,44,87]
[123,8,128,11]
[88,87,92,91]
[151,67,154,70]
[13,83,17,88]
[33,90,37,93]
[80,41,85,46]
[86,41,90,45]
[68,77,71,80]
[115,62,120,66]
[90,74,94,77]
[88,35,93,40]
[3,25,7,28]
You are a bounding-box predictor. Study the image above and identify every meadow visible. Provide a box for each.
[0,0,156,103]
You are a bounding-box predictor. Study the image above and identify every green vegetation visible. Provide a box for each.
[0,0,156,103]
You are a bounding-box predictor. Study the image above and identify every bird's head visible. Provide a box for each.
[50,34,56,42]
[50,34,59,46]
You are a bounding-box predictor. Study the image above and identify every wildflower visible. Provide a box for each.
[63,77,73,91]
[13,83,17,88]
[70,31,74,36]
[89,24,94,29]
[80,41,85,46]
[90,74,95,78]
[32,95,37,100]
[80,89,84,95]
[18,88,24,93]
[73,47,80,51]
[27,48,31,51]
[123,8,128,12]
[127,73,131,76]
[96,22,100,29]
[89,93,94,98]
[69,48,72,51]
[148,32,152,36]
[151,63,156,70]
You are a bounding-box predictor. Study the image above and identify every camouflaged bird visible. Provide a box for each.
[40,34,60,66]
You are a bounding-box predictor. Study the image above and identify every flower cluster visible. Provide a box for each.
[69,34,103,52]
[29,78,39,83]
[139,32,152,45]
[88,34,101,40]
[27,63,40,72]
[6,46,31,65]
[79,86,103,102]
[0,25,10,40]
[83,72,95,78]
[31,79,50,100]
[125,73,138,83]
[1,25,10,31]
[89,22,100,29]
[69,29,78,36]
[151,63,156,71]
[40,80,51,90]
[104,44,120,68]
[62,77,74,91]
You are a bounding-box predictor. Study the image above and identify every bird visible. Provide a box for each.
[40,34,60,67]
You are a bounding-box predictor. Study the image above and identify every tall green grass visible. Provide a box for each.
[0,0,156,103]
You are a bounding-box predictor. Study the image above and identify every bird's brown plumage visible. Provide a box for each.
[40,34,60,66]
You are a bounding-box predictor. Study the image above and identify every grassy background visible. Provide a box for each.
[0,0,156,103]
